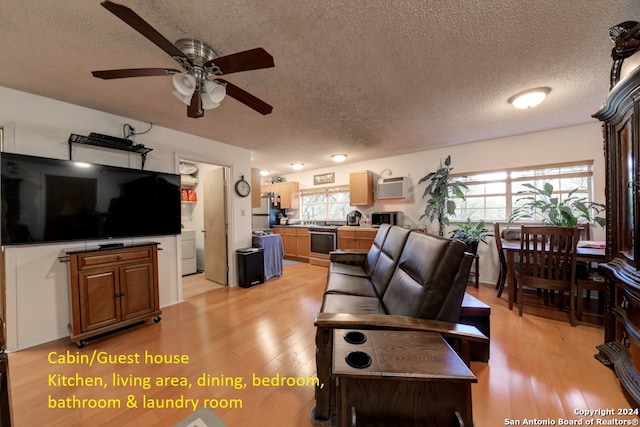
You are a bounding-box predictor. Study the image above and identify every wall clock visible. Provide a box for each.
[234,175,251,197]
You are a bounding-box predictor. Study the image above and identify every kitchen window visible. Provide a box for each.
[300,185,350,221]
[451,160,595,222]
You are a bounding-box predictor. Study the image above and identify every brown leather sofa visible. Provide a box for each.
[313,224,489,422]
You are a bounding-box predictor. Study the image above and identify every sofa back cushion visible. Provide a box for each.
[363,224,391,277]
[369,226,410,297]
[381,232,469,322]
[436,251,473,322]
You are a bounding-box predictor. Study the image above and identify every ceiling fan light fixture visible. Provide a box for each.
[204,80,226,103]
[201,96,220,110]
[172,73,197,96]
[332,154,347,162]
[172,90,193,106]
[508,87,551,109]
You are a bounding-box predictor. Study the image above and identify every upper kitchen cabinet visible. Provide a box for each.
[251,168,262,208]
[349,170,374,206]
[261,181,300,209]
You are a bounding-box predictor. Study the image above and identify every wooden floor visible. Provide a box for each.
[7,263,633,426]
[181,272,225,299]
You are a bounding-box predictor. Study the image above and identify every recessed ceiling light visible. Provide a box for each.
[508,87,551,109]
[259,170,270,176]
[332,154,347,162]
[290,163,304,170]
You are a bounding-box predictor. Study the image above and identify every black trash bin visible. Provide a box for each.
[236,247,265,288]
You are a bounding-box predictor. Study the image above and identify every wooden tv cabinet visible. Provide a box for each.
[65,242,161,347]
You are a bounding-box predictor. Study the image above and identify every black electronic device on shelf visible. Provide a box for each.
[68,133,153,169]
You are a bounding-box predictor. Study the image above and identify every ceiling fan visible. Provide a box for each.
[91,1,274,118]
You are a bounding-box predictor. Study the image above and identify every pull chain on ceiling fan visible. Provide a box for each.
[91,1,274,118]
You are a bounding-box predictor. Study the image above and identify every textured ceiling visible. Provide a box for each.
[1,1,638,175]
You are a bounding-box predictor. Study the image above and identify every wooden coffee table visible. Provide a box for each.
[332,329,477,427]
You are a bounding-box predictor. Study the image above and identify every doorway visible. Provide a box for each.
[179,159,229,295]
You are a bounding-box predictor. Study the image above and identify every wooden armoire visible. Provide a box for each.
[593,20,640,406]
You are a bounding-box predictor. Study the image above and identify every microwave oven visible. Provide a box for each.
[371,212,403,227]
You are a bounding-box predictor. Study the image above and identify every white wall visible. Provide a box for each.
[0,86,254,351]
[282,122,606,286]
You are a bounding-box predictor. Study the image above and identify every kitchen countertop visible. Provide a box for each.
[272,224,379,230]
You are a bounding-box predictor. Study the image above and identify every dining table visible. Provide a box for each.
[501,240,607,311]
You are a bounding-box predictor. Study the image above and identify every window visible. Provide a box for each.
[300,186,350,221]
[452,160,595,222]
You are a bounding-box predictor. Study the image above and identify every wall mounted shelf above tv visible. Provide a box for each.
[68,133,153,169]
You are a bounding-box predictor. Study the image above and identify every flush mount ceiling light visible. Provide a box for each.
[508,87,551,109]
[259,170,271,176]
[332,154,347,162]
[290,163,305,170]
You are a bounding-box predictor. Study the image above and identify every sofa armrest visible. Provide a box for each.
[312,313,488,423]
[314,312,487,344]
[329,249,368,264]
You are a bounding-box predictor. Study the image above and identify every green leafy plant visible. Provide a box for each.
[418,155,468,237]
[449,218,492,249]
[509,182,606,227]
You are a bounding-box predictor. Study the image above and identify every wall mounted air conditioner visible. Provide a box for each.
[376,176,407,199]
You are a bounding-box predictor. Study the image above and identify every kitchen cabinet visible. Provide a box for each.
[66,243,161,347]
[337,227,377,250]
[261,181,300,209]
[592,21,640,406]
[251,168,262,208]
[295,228,310,260]
[273,227,309,262]
[349,170,374,206]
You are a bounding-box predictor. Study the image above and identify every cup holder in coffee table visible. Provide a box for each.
[344,331,367,345]
[345,351,372,369]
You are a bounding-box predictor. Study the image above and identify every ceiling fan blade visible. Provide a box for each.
[92,68,180,79]
[206,48,274,75]
[101,1,190,64]
[219,79,273,115]
[187,90,203,118]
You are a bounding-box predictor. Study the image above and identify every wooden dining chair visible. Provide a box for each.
[494,222,508,297]
[518,225,579,326]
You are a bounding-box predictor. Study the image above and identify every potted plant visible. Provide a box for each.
[418,155,468,237]
[449,218,492,254]
[509,182,606,228]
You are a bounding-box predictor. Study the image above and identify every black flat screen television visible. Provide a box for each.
[1,152,181,245]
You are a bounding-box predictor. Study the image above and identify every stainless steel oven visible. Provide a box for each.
[309,226,337,259]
